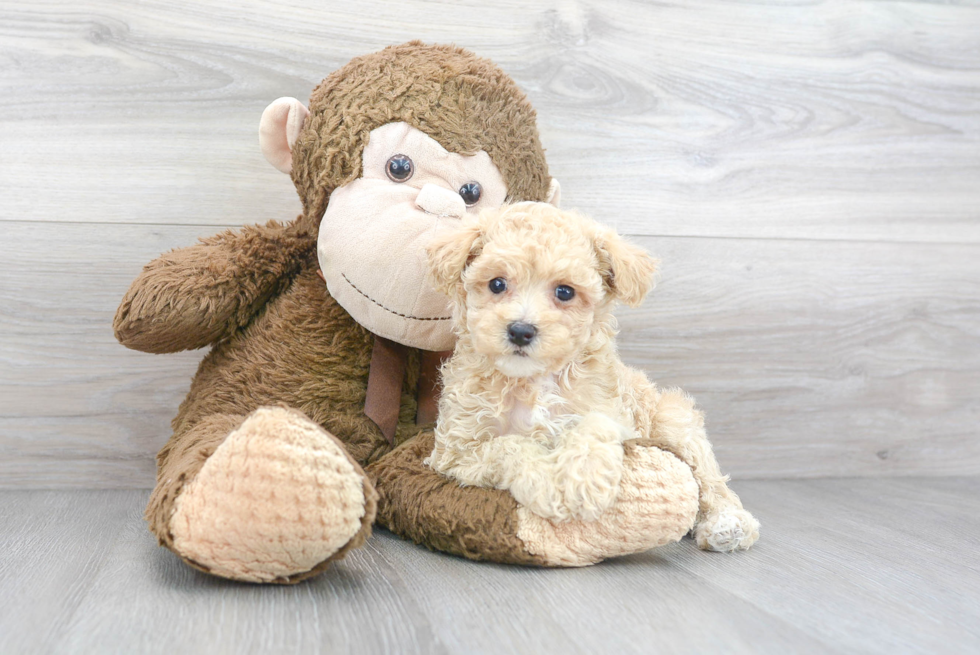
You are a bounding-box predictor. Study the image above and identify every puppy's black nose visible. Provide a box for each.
[507,322,537,347]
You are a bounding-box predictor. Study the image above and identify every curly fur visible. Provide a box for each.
[291,41,551,237]
[113,43,713,581]
[114,43,554,580]
[426,203,760,547]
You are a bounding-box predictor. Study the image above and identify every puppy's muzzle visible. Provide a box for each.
[507,322,537,347]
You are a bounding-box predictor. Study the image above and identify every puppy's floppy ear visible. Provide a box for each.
[426,219,484,297]
[593,226,658,307]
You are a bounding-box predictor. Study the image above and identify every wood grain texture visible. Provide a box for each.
[1,0,978,241]
[1,480,978,654]
[0,223,214,488]
[2,221,977,487]
[622,235,980,478]
[1,0,979,487]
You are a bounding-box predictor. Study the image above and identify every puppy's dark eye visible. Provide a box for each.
[386,154,414,182]
[489,277,507,294]
[459,182,482,205]
[555,285,575,302]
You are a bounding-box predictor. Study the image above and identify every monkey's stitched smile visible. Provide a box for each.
[315,122,508,352]
[340,272,452,322]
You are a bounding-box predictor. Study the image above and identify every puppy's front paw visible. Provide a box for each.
[507,477,570,521]
[555,439,625,521]
[504,467,568,522]
[513,442,699,566]
[695,508,760,552]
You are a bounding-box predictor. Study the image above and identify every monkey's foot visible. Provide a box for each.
[694,507,760,552]
[516,440,700,566]
[168,406,376,583]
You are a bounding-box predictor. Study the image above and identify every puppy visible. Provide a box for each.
[424,203,759,549]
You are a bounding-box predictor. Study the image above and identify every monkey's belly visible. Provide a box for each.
[170,267,419,465]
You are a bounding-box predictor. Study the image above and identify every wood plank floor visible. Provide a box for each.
[4,221,976,486]
[2,478,977,654]
[3,0,979,242]
[2,0,980,486]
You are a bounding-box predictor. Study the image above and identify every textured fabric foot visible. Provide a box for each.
[516,439,700,566]
[169,406,376,583]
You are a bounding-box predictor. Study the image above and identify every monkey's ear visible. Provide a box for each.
[547,178,561,207]
[426,220,484,298]
[593,226,658,307]
[259,97,310,174]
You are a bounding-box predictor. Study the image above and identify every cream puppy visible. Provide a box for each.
[424,203,759,550]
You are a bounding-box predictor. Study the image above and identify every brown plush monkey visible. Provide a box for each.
[115,42,701,583]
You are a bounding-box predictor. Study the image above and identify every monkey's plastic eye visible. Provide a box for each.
[459,182,482,205]
[555,285,575,301]
[489,278,507,294]
[386,155,414,182]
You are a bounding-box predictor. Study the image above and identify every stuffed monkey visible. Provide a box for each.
[114,42,706,583]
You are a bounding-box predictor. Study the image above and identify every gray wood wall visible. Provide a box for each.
[2,0,978,488]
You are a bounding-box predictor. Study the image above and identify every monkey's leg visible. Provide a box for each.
[647,389,760,552]
[147,407,376,583]
[366,432,698,567]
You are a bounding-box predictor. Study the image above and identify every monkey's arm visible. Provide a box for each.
[114,221,314,353]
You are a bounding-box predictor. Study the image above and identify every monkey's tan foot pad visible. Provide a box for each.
[367,432,698,568]
[169,406,376,583]
[516,439,700,566]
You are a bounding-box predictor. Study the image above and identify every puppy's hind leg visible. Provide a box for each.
[648,389,760,552]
